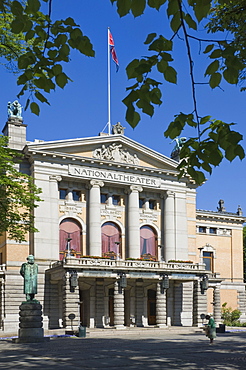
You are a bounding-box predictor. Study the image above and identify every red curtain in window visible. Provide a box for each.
[140,226,156,256]
[59,218,82,259]
[101,222,121,254]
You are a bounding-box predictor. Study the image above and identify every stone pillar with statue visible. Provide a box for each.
[13,255,48,343]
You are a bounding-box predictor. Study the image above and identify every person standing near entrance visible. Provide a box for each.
[205,315,216,344]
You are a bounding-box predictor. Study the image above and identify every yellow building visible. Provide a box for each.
[0,116,245,334]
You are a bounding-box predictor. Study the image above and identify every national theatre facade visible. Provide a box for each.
[0,117,245,333]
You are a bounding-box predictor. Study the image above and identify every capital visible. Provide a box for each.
[49,175,62,182]
[165,190,175,199]
[129,185,143,193]
[89,180,104,188]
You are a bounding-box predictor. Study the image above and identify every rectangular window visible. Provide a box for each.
[139,198,145,208]
[209,227,217,234]
[59,189,67,200]
[199,226,206,233]
[112,195,120,206]
[101,193,107,204]
[72,190,81,201]
[149,199,156,210]
[203,251,213,271]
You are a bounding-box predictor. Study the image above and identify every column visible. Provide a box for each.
[193,280,207,327]
[156,281,167,328]
[135,280,144,327]
[128,185,143,259]
[88,180,104,256]
[213,285,221,325]
[62,271,80,330]
[164,191,175,261]
[114,280,125,329]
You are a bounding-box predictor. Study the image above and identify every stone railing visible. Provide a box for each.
[51,257,206,273]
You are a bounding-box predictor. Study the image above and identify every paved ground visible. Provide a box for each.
[1,328,246,369]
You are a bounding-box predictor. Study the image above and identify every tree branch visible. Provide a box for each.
[177,0,200,138]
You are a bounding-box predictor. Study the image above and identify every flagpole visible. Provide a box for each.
[107,27,111,135]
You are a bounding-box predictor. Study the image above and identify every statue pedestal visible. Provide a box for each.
[13,302,49,343]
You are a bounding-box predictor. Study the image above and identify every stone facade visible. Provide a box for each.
[0,118,245,334]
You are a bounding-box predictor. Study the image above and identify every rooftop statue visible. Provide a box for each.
[171,137,186,152]
[170,137,186,160]
[112,122,125,135]
[7,100,22,119]
[217,199,226,213]
[20,255,38,301]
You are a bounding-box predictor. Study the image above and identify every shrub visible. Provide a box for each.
[221,302,241,326]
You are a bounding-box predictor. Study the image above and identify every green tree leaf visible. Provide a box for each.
[205,60,219,76]
[209,72,222,88]
[163,66,177,84]
[55,72,68,88]
[144,33,157,45]
[30,101,40,116]
[131,0,146,17]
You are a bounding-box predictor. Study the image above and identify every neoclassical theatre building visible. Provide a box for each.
[0,116,245,333]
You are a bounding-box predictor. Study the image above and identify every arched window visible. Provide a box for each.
[101,222,121,259]
[140,225,157,260]
[59,218,82,260]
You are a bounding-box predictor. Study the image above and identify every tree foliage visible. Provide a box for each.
[0,0,94,115]
[207,0,246,90]
[0,135,42,241]
[0,0,245,185]
[111,0,245,184]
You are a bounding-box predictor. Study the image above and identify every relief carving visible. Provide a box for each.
[93,143,139,165]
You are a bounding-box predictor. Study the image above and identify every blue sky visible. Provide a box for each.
[0,0,245,216]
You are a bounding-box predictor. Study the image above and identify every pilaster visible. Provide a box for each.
[193,280,207,327]
[156,281,167,328]
[62,271,80,330]
[213,285,221,325]
[114,280,125,329]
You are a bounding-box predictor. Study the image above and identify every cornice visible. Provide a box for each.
[196,209,245,224]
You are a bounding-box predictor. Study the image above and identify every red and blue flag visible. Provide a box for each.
[108,30,119,71]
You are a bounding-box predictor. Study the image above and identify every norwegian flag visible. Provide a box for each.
[108,30,119,71]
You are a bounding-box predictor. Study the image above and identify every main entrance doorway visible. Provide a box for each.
[108,288,114,326]
[147,289,156,325]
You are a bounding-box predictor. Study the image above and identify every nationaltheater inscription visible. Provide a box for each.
[68,165,161,188]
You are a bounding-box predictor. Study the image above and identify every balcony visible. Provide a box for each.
[50,257,206,278]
